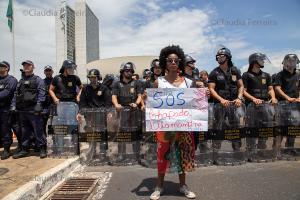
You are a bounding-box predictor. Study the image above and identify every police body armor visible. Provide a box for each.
[215,66,239,101]
[16,76,38,110]
[118,81,138,106]
[0,76,14,108]
[55,76,77,102]
[278,70,300,100]
[84,84,107,108]
[245,72,269,101]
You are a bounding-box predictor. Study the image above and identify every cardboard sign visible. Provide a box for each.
[146,88,208,132]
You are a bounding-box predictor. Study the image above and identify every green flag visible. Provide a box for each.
[6,0,13,32]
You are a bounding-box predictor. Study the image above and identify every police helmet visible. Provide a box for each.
[150,59,160,72]
[143,69,152,78]
[120,62,135,73]
[216,47,232,61]
[282,54,300,67]
[184,55,196,66]
[248,53,270,67]
[87,69,101,80]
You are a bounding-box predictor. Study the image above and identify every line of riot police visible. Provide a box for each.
[1,47,299,167]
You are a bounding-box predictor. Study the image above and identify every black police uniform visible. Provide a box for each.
[112,79,143,160]
[208,66,242,151]
[13,74,46,157]
[208,66,242,102]
[80,83,111,108]
[0,75,18,158]
[242,70,272,150]
[51,74,82,102]
[79,83,112,158]
[242,70,272,103]
[274,69,300,101]
[112,79,143,107]
[274,69,300,148]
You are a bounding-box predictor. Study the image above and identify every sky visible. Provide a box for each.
[0,0,300,79]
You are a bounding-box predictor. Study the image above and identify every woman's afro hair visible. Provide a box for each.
[159,45,185,75]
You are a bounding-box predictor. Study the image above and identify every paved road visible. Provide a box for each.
[78,161,300,200]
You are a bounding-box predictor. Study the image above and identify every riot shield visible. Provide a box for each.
[78,107,108,165]
[245,102,278,162]
[195,103,214,167]
[210,103,246,165]
[107,107,142,166]
[140,109,157,168]
[47,102,79,157]
[277,102,300,160]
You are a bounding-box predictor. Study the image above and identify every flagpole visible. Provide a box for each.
[12,0,16,77]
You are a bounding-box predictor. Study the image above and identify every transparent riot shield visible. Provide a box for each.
[195,103,214,167]
[107,107,142,165]
[78,108,108,165]
[245,102,278,162]
[140,110,157,168]
[47,102,79,157]
[210,103,246,165]
[277,102,300,160]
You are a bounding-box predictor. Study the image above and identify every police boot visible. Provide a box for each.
[40,146,47,159]
[13,148,29,159]
[1,148,10,160]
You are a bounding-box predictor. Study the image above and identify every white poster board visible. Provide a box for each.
[146,88,208,132]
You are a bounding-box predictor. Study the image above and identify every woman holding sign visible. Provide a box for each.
[150,45,196,200]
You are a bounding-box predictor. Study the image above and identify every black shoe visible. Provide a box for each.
[1,148,10,160]
[40,146,47,159]
[290,150,300,157]
[13,149,29,159]
[15,145,22,153]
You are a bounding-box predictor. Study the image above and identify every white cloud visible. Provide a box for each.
[0,0,299,80]
[0,1,55,79]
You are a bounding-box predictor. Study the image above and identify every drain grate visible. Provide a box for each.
[49,178,98,200]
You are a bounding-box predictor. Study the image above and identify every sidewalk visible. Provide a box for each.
[0,147,79,199]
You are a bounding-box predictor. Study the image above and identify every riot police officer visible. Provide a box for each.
[78,69,111,109]
[49,60,83,104]
[43,65,54,132]
[274,54,300,155]
[12,60,47,159]
[208,47,244,164]
[112,62,143,111]
[242,53,277,160]
[184,54,199,80]
[143,59,161,90]
[0,61,18,160]
[43,65,54,106]
[243,53,277,104]
[112,62,143,162]
[142,69,151,81]
[77,69,111,161]
[208,47,244,106]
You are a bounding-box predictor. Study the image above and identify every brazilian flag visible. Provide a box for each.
[6,0,13,32]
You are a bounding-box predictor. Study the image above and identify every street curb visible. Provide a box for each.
[2,157,80,200]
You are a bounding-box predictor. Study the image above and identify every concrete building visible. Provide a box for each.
[75,0,100,80]
[86,55,157,81]
[55,1,75,74]
[55,0,100,79]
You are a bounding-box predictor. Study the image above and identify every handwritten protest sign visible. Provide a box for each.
[146,88,208,132]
